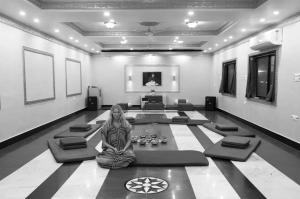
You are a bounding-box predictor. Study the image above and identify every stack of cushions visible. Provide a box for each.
[125,117,135,124]
[59,137,87,150]
[69,124,92,132]
[221,136,250,149]
[204,136,261,161]
[203,123,255,137]
[172,116,189,123]
[215,124,238,131]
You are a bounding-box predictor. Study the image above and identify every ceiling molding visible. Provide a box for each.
[27,0,267,10]
[99,42,206,49]
[0,13,90,55]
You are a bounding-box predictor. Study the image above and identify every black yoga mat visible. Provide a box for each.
[54,124,101,138]
[203,123,255,137]
[204,137,261,161]
[131,150,209,166]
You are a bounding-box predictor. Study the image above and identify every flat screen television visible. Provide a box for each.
[143,72,162,86]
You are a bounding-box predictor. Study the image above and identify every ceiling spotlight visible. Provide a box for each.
[120,40,127,44]
[75,39,79,43]
[241,28,247,32]
[96,50,100,53]
[19,11,26,16]
[184,19,189,23]
[69,36,74,40]
[259,18,266,23]
[122,36,126,40]
[33,18,40,23]
[130,48,134,50]
[54,29,60,33]
[104,19,116,28]
[104,11,110,17]
[203,50,208,53]
[186,21,198,28]
[169,47,173,50]
[208,47,212,51]
[91,48,95,51]
[229,35,233,39]
[273,10,280,15]
[224,39,228,42]
[188,11,194,16]
[177,40,184,44]
[84,44,88,47]
[215,43,219,47]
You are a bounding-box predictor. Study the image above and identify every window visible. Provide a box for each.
[246,51,276,102]
[219,60,236,95]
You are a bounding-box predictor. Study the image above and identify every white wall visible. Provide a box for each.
[91,53,213,105]
[0,21,91,142]
[212,20,300,143]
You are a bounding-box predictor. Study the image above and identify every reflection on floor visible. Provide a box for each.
[0,110,299,199]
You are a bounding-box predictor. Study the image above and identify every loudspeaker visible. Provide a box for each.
[87,97,98,111]
[205,96,216,111]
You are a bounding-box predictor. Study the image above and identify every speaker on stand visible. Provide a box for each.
[205,96,216,111]
[87,96,98,111]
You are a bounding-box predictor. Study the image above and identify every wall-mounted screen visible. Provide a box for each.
[143,72,162,86]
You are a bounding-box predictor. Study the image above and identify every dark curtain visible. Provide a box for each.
[219,64,226,93]
[245,57,257,98]
[228,65,236,95]
[265,55,276,102]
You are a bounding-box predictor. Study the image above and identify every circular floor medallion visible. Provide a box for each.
[125,176,168,194]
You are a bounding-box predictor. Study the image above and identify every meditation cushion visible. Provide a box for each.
[172,116,189,123]
[221,136,250,149]
[69,124,92,132]
[59,137,87,146]
[215,124,238,131]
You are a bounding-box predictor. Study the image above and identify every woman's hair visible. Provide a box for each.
[105,104,129,129]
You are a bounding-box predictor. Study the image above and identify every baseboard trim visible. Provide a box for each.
[0,108,87,149]
[217,108,300,151]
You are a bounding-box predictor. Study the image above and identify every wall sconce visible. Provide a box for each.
[128,75,132,81]
[172,75,176,81]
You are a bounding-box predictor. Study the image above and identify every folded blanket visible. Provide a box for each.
[69,124,92,132]
[221,136,250,149]
[215,124,238,131]
[59,137,87,146]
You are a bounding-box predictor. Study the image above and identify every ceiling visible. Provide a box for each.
[0,0,300,54]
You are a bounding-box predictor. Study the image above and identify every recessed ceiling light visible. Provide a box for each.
[188,11,194,16]
[120,40,127,44]
[104,19,116,28]
[224,39,228,42]
[208,47,212,51]
[84,44,88,47]
[169,47,173,50]
[54,29,60,33]
[175,36,179,40]
[91,48,95,51]
[215,43,219,47]
[122,36,126,40]
[203,50,207,53]
[229,36,233,39]
[259,18,266,23]
[104,11,110,17]
[184,19,189,23]
[241,28,247,32]
[75,39,79,43]
[69,36,74,40]
[273,10,280,15]
[186,21,199,28]
[33,18,40,23]
[19,11,26,17]
[177,40,184,44]
[96,50,100,53]
[130,48,134,50]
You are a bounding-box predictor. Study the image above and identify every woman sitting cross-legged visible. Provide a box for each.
[96,104,135,169]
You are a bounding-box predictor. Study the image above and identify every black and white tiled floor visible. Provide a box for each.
[0,110,299,199]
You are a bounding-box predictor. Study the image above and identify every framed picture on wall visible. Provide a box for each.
[143,72,162,86]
